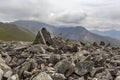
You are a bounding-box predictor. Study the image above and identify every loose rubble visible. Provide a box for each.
[0,28,120,80]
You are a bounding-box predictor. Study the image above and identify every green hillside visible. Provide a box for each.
[0,22,35,41]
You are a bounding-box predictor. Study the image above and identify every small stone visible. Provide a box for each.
[93,42,98,47]
[51,73,66,80]
[40,47,46,54]
[100,41,105,46]
[76,77,85,80]
[95,70,113,80]
[0,62,11,73]
[116,71,120,76]
[23,71,32,77]
[10,74,19,80]
[0,68,4,80]
[49,54,61,65]
[90,67,104,77]
[0,54,5,63]
[14,46,27,51]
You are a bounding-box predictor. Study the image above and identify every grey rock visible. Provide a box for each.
[49,54,61,65]
[23,71,32,78]
[75,61,94,76]
[51,73,66,80]
[33,28,53,45]
[115,76,120,80]
[95,70,113,80]
[76,77,85,80]
[110,60,120,66]
[17,59,34,78]
[4,70,13,79]
[52,34,65,48]
[116,71,120,76]
[54,59,75,77]
[14,46,28,51]
[33,30,46,45]
[93,42,98,47]
[41,28,53,46]
[90,67,104,77]
[0,68,4,80]
[0,57,11,72]
[9,74,19,80]
[46,67,56,74]
[100,41,105,46]
[32,72,53,80]
[0,54,5,63]
[0,52,11,64]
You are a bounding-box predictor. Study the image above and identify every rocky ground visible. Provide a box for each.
[0,28,120,80]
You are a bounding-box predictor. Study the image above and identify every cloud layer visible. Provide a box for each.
[0,0,120,30]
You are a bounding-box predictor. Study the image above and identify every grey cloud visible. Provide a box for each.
[82,17,120,30]
[0,0,52,21]
[0,0,120,30]
[53,11,87,25]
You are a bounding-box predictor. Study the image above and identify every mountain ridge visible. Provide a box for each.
[10,20,120,46]
[91,30,120,40]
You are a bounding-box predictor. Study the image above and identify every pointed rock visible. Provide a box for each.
[41,28,53,46]
[33,31,46,45]
[33,28,53,46]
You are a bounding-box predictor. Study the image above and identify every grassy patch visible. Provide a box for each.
[0,22,35,41]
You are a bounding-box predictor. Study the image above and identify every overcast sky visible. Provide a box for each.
[0,0,120,30]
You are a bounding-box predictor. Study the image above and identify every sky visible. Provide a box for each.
[0,0,120,30]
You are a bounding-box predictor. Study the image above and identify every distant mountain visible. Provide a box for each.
[91,30,120,40]
[11,20,57,35]
[11,20,120,46]
[0,22,35,41]
[57,26,120,46]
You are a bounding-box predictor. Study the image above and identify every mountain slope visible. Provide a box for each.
[91,30,120,40]
[11,20,120,46]
[57,26,120,46]
[0,22,35,41]
[11,20,57,35]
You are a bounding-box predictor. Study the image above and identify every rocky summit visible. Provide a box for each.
[0,28,120,80]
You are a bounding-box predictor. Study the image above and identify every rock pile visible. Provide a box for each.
[0,28,120,80]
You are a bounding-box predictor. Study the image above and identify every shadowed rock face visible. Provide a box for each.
[33,31,46,45]
[0,28,120,80]
[33,28,53,46]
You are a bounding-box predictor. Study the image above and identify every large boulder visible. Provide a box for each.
[54,59,75,77]
[33,28,53,46]
[75,61,94,76]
